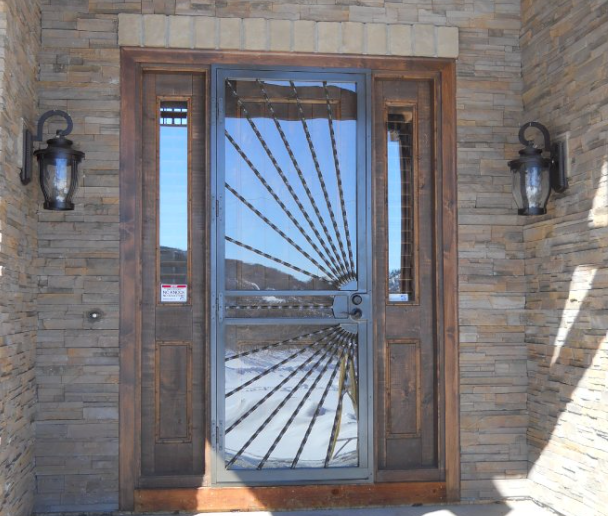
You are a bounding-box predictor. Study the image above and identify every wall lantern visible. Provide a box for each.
[20,110,85,211]
[509,121,568,216]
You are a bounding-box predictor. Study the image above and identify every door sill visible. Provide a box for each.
[135,482,446,512]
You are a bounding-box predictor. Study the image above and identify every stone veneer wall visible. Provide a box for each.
[35,0,526,511]
[521,2,608,516]
[0,1,41,516]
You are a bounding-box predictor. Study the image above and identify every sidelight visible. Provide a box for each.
[158,100,190,302]
[386,107,415,303]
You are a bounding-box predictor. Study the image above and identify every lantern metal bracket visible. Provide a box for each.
[20,110,74,185]
[518,121,568,195]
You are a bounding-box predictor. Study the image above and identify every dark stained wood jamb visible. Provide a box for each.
[440,61,460,502]
[119,48,142,512]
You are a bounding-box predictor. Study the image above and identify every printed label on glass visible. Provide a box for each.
[161,284,188,303]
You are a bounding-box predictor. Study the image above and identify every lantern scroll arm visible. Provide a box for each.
[518,121,551,151]
[34,110,74,142]
[20,110,75,185]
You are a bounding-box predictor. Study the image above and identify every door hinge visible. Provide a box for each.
[218,292,224,322]
[216,421,223,452]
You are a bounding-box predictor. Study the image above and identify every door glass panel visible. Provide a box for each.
[224,79,358,291]
[216,70,369,483]
[224,324,359,470]
[159,100,189,300]
[386,107,415,303]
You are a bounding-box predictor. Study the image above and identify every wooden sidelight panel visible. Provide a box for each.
[373,77,440,481]
[140,72,206,482]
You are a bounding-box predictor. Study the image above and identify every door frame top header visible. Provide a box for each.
[118,14,459,60]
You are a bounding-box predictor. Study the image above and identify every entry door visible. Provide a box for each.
[212,68,372,484]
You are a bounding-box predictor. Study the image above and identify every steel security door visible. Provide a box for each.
[212,67,371,485]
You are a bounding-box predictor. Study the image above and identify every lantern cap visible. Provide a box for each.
[34,133,85,161]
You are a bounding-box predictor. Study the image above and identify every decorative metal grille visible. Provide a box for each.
[160,101,188,126]
[224,325,359,470]
[387,110,415,302]
[221,77,362,471]
[224,79,357,290]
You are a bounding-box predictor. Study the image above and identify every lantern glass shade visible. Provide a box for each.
[35,135,84,211]
[511,160,551,215]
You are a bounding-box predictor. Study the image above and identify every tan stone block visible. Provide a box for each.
[269,19,291,52]
[118,14,142,47]
[293,20,315,53]
[413,24,435,57]
[168,16,191,49]
[388,24,412,56]
[342,22,363,55]
[365,23,387,55]
[243,18,266,51]
[437,26,459,58]
[143,15,167,48]
[194,17,216,49]
[219,18,241,50]
[317,22,340,53]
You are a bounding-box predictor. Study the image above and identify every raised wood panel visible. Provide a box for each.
[386,340,420,438]
[156,342,192,443]
[135,482,446,512]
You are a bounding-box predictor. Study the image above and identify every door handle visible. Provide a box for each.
[350,308,363,320]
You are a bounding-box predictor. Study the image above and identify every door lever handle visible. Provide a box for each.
[350,308,363,320]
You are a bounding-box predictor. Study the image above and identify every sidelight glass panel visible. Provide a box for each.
[159,100,189,302]
[224,324,359,470]
[223,79,358,291]
[387,107,415,303]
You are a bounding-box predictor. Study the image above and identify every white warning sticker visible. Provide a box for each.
[161,284,188,303]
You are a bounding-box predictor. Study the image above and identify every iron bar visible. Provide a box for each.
[225,182,338,282]
[226,81,349,280]
[225,131,342,280]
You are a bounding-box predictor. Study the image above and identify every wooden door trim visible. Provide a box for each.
[119,48,142,511]
[439,58,460,501]
[119,47,459,511]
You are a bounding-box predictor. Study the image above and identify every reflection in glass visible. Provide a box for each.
[387,108,415,303]
[159,101,189,292]
[43,158,70,203]
[223,79,358,291]
[224,324,359,470]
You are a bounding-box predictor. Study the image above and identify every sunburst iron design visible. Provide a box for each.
[225,325,359,470]
[224,79,357,288]
[221,77,361,472]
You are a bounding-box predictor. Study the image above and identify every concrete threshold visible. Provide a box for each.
[137,500,558,516]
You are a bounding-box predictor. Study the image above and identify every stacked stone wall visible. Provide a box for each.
[521,2,608,516]
[0,1,41,516]
[35,0,526,511]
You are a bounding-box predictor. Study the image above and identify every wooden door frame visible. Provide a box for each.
[119,47,459,512]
